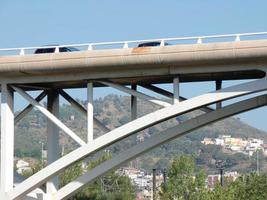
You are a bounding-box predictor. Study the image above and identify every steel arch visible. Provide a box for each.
[8,78,267,200]
[55,94,267,200]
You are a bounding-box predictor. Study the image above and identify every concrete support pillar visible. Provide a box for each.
[173,77,180,104]
[0,84,14,198]
[87,82,94,142]
[46,90,60,194]
[216,80,222,109]
[131,85,137,120]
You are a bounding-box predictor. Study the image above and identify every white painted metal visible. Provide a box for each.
[11,86,86,146]
[59,90,110,133]
[123,42,129,48]
[1,32,267,55]
[87,82,94,142]
[15,91,47,124]
[197,37,202,44]
[0,84,14,199]
[54,47,59,53]
[46,91,60,194]
[98,80,171,107]
[235,35,241,42]
[87,44,93,51]
[8,78,267,200]
[19,49,25,55]
[173,77,180,104]
[131,85,137,120]
[160,40,165,46]
[141,84,173,99]
[55,94,267,200]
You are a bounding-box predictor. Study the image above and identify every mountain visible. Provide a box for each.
[15,94,267,173]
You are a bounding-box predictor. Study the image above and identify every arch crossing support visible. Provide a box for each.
[54,93,267,199]
[7,78,267,200]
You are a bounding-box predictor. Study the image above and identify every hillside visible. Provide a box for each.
[15,94,267,173]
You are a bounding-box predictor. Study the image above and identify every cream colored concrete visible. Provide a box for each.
[0,40,266,85]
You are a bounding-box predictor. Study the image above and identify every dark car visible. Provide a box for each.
[137,41,170,47]
[34,46,79,54]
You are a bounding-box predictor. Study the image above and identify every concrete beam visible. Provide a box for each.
[141,84,213,113]
[15,91,47,124]
[0,40,267,79]
[12,86,85,146]
[131,85,137,120]
[46,90,60,194]
[59,90,110,133]
[98,80,170,107]
[216,80,222,109]
[173,77,180,104]
[87,82,93,142]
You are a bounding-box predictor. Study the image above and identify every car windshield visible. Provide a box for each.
[137,41,170,47]
[65,47,79,52]
[34,46,79,54]
[59,47,79,52]
[34,47,55,54]
[138,42,161,47]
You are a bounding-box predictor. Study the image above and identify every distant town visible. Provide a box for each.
[14,157,244,200]
[201,135,267,157]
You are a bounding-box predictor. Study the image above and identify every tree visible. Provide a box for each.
[59,153,136,200]
[159,155,207,200]
[204,173,267,200]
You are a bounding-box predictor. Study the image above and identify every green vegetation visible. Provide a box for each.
[59,153,136,200]
[15,94,267,173]
[160,155,206,200]
[22,153,136,200]
[160,155,267,200]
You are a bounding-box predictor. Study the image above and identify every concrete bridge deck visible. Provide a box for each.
[0,39,267,89]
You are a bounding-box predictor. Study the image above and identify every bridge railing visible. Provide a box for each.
[1,32,267,56]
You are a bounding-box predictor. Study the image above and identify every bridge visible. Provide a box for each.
[1,32,267,199]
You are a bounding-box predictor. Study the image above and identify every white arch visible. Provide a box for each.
[8,78,267,200]
[55,94,267,200]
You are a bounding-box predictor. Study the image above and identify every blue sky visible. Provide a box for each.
[1,1,267,131]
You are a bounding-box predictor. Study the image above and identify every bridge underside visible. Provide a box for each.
[1,39,267,199]
[14,69,266,91]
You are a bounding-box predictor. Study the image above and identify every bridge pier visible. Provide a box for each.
[216,80,222,109]
[131,84,137,120]
[87,82,94,142]
[46,90,60,194]
[173,77,180,104]
[0,84,14,199]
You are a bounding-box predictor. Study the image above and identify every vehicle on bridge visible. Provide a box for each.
[34,45,79,54]
[137,41,171,47]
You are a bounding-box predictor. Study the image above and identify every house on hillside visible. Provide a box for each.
[201,138,215,145]
[16,159,31,174]
[246,138,264,156]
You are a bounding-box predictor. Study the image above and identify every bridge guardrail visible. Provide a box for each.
[1,32,267,56]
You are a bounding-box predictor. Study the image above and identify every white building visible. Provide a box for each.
[16,159,31,174]
[215,138,224,146]
[246,138,263,151]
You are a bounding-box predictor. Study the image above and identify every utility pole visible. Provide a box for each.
[163,168,167,185]
[256,149,260,175]
[152,168,156,200]
[40,142,44,168]
[216,160,225,187]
